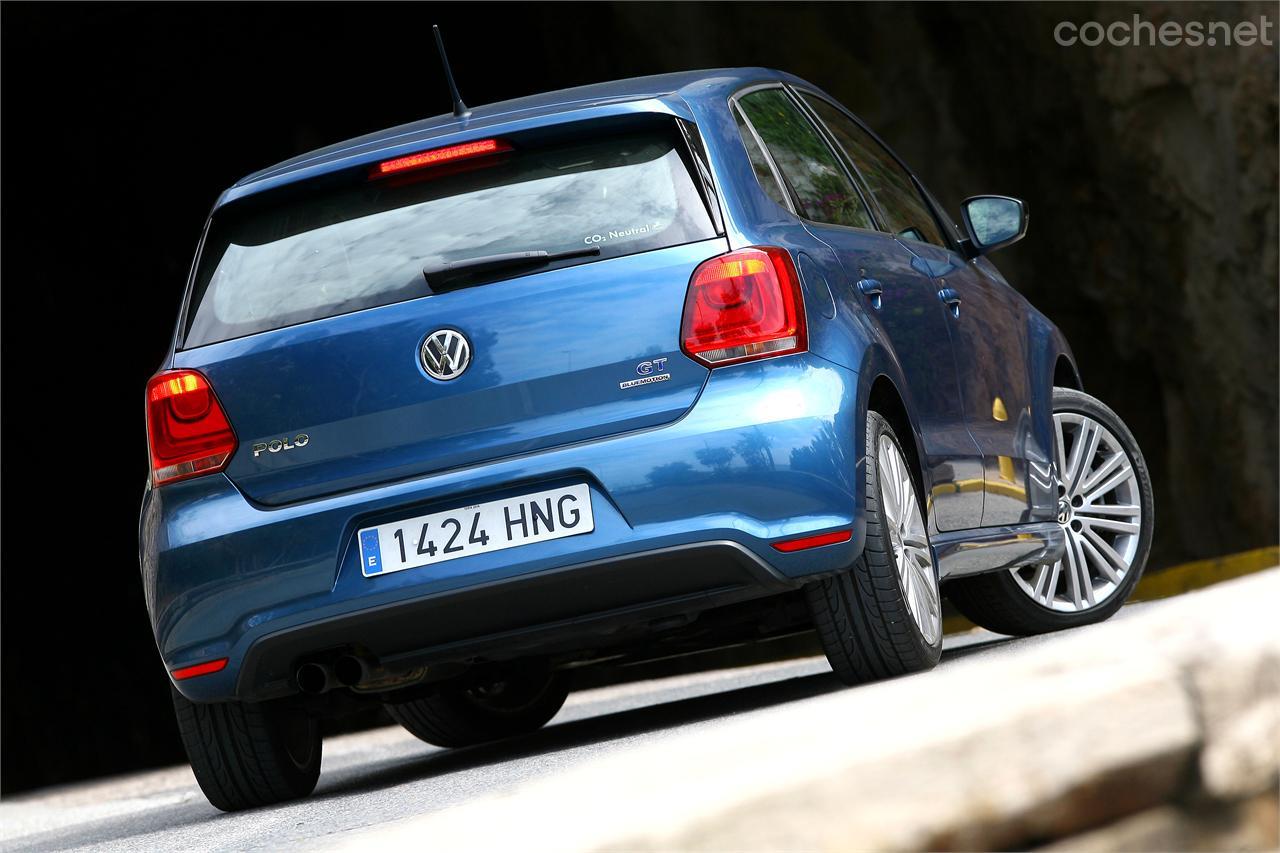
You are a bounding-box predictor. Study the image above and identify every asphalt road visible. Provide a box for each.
[0,614,1149,853]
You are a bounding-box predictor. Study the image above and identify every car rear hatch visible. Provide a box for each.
[174,114,726,506]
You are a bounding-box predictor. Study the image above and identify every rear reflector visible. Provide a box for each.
[371,138,512,179]
[681,247,806,366]
[146,369,237,486]
[171,658,229,681]
[772,529,852,552]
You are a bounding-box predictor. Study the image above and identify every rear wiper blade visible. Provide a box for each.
[423,246,601,290]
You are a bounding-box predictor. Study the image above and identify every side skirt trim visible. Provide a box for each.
[932,522,1065,581]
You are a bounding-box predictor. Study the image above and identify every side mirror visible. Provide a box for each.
[960,195,1028,255]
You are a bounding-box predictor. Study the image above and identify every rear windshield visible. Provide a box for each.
[183,123,717,348]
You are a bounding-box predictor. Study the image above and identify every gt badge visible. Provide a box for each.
[620,358,671,390]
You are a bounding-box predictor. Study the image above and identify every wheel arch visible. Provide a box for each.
[864,371,927,505]
[854,338,930,492]
[1054,354,1082,390]
[1029,318,1082,478]
[1042,317,1082,392]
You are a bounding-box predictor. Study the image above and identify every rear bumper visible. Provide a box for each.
[239,541,790,701]
[140,352,866,702]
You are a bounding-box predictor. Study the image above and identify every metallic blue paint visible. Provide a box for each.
[144,353,865,701]
[141,68,1080,701]
[180,239,728,506]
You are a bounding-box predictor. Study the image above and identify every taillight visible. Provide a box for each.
[370,138,512,180]
[146,370,237,486]
[681,247,807,366]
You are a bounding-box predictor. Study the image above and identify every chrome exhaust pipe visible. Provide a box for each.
[296,661,337,694]
[333,654,373,688]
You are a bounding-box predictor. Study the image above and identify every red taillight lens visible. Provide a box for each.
[146,370,237,486]
[681,247,807,366]
[370,138,512,179]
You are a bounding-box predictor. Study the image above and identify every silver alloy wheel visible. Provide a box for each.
[877,434,942,644]
[1012,412,1142,611]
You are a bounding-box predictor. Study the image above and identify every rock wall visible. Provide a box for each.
[591,1,1279,565]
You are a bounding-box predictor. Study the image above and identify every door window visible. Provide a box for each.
[735,88,874,230]
[801,94,945,247]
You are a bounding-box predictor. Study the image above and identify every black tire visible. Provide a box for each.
[804,410,943,686]
[946,387,1154,636]
[384,664,569,749]
[172,689,321,812]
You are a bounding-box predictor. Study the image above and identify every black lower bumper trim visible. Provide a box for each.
[236,541,792,701]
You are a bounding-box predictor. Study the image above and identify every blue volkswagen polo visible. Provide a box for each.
[141,68,1154,810]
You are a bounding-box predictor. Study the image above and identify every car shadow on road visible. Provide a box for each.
[313,668,847,800]
[7,640,1015,853]
[315,635,1013,801]
[8,670,845,853]
[940,633,1012,661]
[7,802,220,853]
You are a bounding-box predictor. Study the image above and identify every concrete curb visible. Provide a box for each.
[1130,545,1280,603]
[323,569,1280,851]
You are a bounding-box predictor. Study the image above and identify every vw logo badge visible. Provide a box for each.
[421,329,471,381]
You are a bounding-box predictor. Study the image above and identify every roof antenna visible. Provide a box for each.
[432,25,470,119]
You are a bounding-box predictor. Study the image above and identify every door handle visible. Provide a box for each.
[857,277,883,309]
[938,287,961,318]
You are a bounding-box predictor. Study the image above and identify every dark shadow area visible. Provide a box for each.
[7,805,216,853]
[5,667,846,852]
[2,2,1274,793]
[934,635,1013,663]
[320,668,844,799]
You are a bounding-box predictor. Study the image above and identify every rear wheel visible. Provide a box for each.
[805,410,943,686]
[172,690,321,812]
[946,387,1154,635]
[384,663,569,748]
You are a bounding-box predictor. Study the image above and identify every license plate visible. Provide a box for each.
[358,484,594,577]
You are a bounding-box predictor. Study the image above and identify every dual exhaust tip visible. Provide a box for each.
[296,654,371,694]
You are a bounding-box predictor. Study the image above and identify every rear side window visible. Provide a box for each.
[183,123,717,348]
[801,94,945,247]
[735,89,874,230]
[733,105,790,210]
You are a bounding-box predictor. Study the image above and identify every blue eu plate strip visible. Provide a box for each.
[360,530,382,575]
